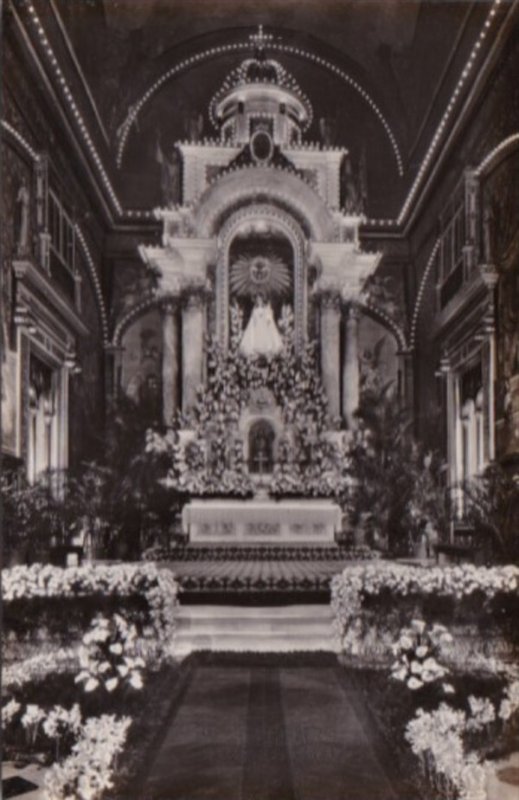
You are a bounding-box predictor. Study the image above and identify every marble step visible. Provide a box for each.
[171,604,338,656]
[177,604,333,618]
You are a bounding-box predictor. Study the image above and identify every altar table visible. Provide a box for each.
[182,498,341,543]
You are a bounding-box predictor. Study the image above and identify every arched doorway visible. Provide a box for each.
[248,419,276,475]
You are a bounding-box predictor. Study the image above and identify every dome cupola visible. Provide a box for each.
[209,27,312,149]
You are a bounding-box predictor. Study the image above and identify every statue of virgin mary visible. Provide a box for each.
[240,296,284,358]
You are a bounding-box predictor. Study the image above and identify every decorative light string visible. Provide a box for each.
[22,1,122,215]
[116,36,403,176]
[112,296,160,346]
[474,132,519,176]
[2,120,40,161]
[74,224,110,344]
[409,237,441,350]
[398,0,503,224]
[360,300,407,350]
[208,57,314,131]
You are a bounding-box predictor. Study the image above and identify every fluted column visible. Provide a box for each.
[320,292,341,420]
[182,290,205,413]
[342,304,360,429]
[161,300,179,426]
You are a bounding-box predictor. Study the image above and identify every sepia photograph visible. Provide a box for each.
[1,0,519,798]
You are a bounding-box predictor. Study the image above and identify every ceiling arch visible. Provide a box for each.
[115,26,404,176]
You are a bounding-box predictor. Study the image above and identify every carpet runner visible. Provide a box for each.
[140,654,401,800]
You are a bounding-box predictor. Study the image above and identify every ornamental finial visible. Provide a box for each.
[249,25,274,55]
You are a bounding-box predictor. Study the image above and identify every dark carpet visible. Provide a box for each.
[140,654,402,800]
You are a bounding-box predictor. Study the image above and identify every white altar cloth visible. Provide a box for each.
[182,498,341,543]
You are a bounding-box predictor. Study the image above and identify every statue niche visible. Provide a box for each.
[248,419,275,475]
[229,230,294,356]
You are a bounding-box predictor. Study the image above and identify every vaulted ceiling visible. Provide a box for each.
[46,0,499,217]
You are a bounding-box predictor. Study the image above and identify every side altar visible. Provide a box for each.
[182,498,341,543]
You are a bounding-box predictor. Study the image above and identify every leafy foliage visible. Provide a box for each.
[346,381,449,553]
[463,463,519,564]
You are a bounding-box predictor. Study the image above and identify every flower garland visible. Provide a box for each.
[3,648,79,689]
[2,563,180,647]
[331,563,519,656]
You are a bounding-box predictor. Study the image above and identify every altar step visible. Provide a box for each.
[171,604,338,657]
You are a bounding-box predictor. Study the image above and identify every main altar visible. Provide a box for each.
[138,30,382,544]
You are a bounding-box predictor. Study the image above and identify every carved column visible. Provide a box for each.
[343,304,360,429]
[182,290,205,413]
[443,357,464,522]
[320,292,341,420]
[161,300,179,426]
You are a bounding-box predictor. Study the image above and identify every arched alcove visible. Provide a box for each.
[248,418,276,475]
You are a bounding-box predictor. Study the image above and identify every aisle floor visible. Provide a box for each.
[141,655,401,800]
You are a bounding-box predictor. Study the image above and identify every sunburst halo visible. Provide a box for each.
[230,254,292,299]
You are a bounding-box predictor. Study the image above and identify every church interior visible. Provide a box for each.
[2,2,519,798]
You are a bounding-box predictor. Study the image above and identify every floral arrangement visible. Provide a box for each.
[43,714,131,800]
[1,565,177,800]
[390,619,453,692]
[146,305,350,500]
[75,613,145,693]
[3,648,79,689]
[3,698,82,761]
[405,672,519,800]
[331,562,519,659]
[2,562,179,649]
[405,702,486,799]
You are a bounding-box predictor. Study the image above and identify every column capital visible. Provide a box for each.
[345,302,361,321]
[181,283,211,310]
[438,353,452,375]
[160,297,179,315]
[319,289,342,311]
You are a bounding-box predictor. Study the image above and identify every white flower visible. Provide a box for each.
[105,677,119,692]
[2,698,21,726]
[84,677,100,693]
[415,645,429,658]
[21,704,45,728]
[411,619,426,635]
[408,677,424,690]
[467,696,495,729]
[129,671,143,690]
[499,699,512,721]
[109,643,123,655]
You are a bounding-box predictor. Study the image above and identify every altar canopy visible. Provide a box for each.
[182,499,342,543]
